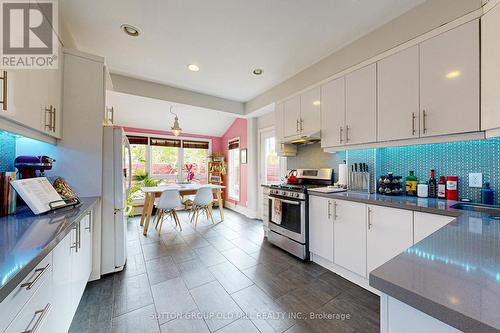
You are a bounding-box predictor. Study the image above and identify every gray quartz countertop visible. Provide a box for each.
[0,197,99,303]
[309,191,500,332]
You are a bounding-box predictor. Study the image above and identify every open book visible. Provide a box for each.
[10,177,69,215]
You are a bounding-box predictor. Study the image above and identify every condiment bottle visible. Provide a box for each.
[438,176,446,199]
[406,171,417,196]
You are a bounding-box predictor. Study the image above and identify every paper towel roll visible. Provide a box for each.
[338,163,348,186]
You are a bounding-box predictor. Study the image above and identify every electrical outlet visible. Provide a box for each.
[468,173,483,188]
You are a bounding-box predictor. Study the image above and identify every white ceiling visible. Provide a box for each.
[107,91,237,136]
[62,0,424,102]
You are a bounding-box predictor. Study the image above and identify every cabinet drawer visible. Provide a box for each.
[5,268,54,333]
[0,254,52,332]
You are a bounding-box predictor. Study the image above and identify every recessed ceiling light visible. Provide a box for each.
[313,100,321,106]
[253,68,263,76]
[187,64,200,72]
[121,24,140,37]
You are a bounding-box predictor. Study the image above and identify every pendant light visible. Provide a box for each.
[170,106,182,136]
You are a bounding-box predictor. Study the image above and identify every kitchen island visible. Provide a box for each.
[309,191,500,332]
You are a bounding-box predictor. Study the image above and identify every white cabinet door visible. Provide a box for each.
[283,95,301,138]
[420,20,479,137]
[414,212,454,244]
[334,200,367,278]
[309,196,334,262]
[345,64,377,145]
[321,77,345,148]
[367,205,413,273]
[275,102,284,146]
[481,4,500,132]
[46,53,63,138]
[81,213,93,279]
[378,46,420,142]
[1,69,48,132]
[51,232,74,333]
[299,87,321,136]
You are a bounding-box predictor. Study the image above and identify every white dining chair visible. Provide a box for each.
[190,186,215,227]
[154,189,182,233]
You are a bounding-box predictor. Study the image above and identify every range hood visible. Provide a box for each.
[282,131,321,145]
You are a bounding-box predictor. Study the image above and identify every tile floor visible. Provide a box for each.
[69,209,380,333]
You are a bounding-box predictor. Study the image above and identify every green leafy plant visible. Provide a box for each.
[126,171,160,217]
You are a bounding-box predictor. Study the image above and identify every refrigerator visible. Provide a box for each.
[101,126,132,274]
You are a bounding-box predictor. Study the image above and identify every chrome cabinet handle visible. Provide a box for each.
[44,106,53,131]
[422,110,427,134]
[333,201,338,220]
[0,71,7,111]
[346,125,350,143]
[327,200,332,219]
[20,263,50,290]
[296,119,299,132]
[51,107,56,132]
[339,126,343,144]
[411,112,416,135]
[110,106,114,124]
[300,118,303,132]
[367,207,373,230]
[21,303,51,333]
[85,212,91,232]
[70,223,80,252]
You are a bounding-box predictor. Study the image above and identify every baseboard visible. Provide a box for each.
[224,201,258,219]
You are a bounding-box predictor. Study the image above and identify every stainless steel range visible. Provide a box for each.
[267,168,334,260]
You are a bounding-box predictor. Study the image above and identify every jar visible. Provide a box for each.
[417,183,429,198]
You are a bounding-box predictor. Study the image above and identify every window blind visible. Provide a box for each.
[150,137,181,148]
[127,135,148,145]
[182,140,209,149]
[228,139,239,150]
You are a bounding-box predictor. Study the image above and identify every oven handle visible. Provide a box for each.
[268,196,301,205]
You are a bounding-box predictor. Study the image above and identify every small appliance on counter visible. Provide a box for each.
[286,170,299,184]
[378,172,403,195]
[14,155,55,179]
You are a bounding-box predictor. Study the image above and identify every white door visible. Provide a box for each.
[299,87,321,136]
[420,20,480,137]
[321,77,345,148]
[481,4,500,131]
[378,46,420,141]
[283,95,301,138]
[309,196,334,262]
[334,200,367,278]
[414,212,454,244]
[366,205,413,273]
[345,64,377,145]
[259,128,285,219]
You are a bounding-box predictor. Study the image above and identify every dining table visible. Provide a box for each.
[139,183,225,235]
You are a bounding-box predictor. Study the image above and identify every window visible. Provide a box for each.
[126,134,210,184]
[228,138,240,200]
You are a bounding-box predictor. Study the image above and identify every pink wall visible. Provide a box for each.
[122,126,222,153]
[221,118,247,207]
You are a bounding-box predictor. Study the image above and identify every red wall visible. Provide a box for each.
[221,118,247,207]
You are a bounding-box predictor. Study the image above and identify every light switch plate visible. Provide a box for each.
[468,173,483,188]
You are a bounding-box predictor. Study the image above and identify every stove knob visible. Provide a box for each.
[295,193,300,198]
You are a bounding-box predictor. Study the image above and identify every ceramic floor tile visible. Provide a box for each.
[113,273,154,317]
[111,304,160,333]
[151,277,198,325]
[208,261,253,294]
[145,255,181,285]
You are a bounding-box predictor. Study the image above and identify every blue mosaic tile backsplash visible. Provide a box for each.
[0,131,16,172]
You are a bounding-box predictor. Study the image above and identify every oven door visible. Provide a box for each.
[268,195,306,243]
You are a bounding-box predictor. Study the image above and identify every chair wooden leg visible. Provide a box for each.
[195,208,200,227]
[208,205,215,224]
[173,210,182,231]
[154,209,163,229]
[158,211,166,234]
[190,206,197,224]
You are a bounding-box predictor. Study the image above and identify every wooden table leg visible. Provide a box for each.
[216,189,224,222]
[143,193,155,235]
[139,193,150,227]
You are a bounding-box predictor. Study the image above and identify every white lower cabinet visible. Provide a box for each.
[334,199,367,278]
[309,196,334,262]
[414,212,454,244]
[4,211,93,333]
[367,205,414,273]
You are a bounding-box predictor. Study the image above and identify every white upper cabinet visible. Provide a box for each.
[481,4,500,132]
[420,20,479,137]
[309,196,334,263]
[321,77,345,148]
[275,102,284,145]
[378,46,420,142]
[345,63,377,145]
[283,95,301,138]
[299,87,321,136]
[367,205,413,273]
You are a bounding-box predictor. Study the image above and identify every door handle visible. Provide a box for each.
[21,303,51,333]
[367,207,373,230]
[0,71,7,111]
[44,106,53,131]
[339,126,343,144]
[411,112,416,136]
[345,125,350,143]
[20,263,50,290]
[51,107,56,132]
[267,196,301,205]
[422,110,427,134]
[296,119,299,132]
[333,201,338,220]
[327,200,332,219]
[300,118,303,132]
